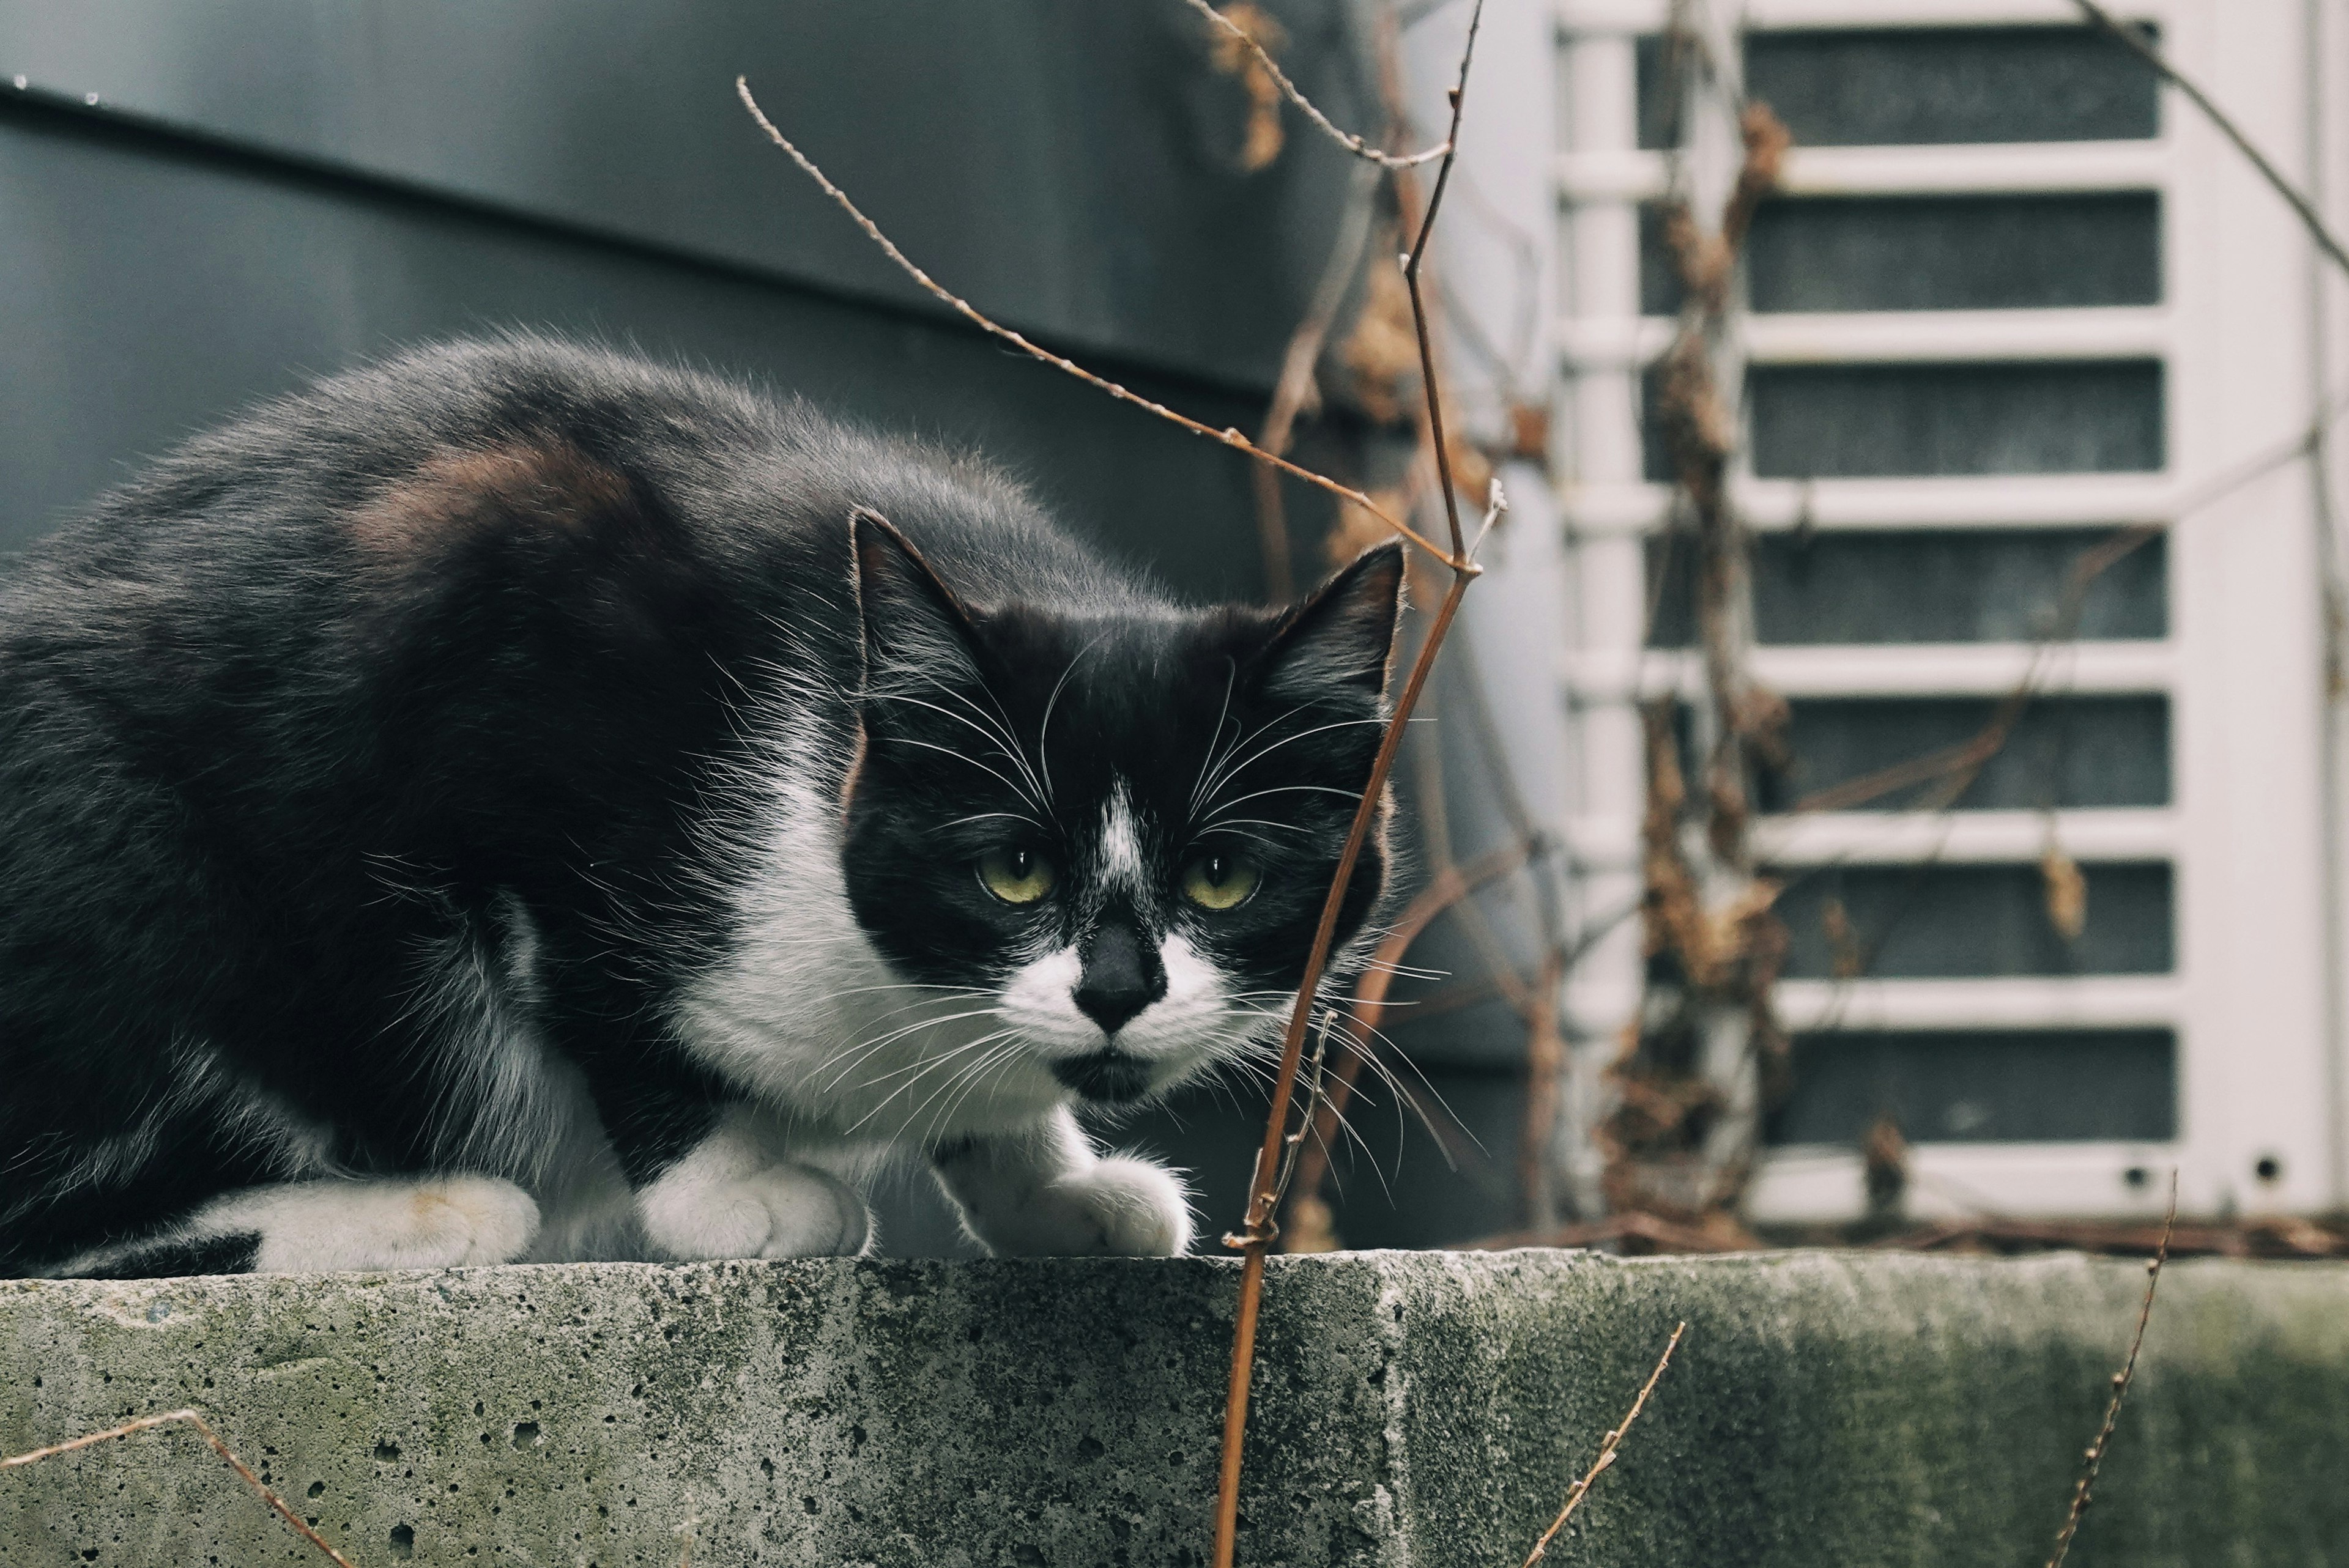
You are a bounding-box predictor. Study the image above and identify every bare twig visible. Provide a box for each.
[736,77,1461,572]
[1,1408,359,1568]
[1255,160,1383,601]
[1212,12,1486,1562]
[2046,1172,2177,1568]
[2071,0,2349,283]
[1181,0,1451,170]
[1520,1322,1687,1567]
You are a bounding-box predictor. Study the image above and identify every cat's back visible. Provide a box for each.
[2,335,1133,638]
[0,337,1156,777]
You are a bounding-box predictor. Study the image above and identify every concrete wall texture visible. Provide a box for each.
[4,1249,2345,1566]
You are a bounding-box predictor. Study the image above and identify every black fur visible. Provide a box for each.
[0,336,1400,1276]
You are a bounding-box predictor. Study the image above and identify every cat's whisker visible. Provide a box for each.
[1186,659,1241,815]
[836,1034,1015,1139]
[931,812,1043,833]
[1209,1049,1389,1200]
[1189,816,1308,836]
[1193,716,1394,818]
[872,689,1050,813]
[918,1040,1030,1145]
[1200,783,1366,823]
[1035,631,1111,808]
[874,1032,1024,1143]
[833,1021,1017,1098]
[1189,699,1310,817]
[1216,1002,1436,1186]
[883,737,1052,818]
[811,1008,1009,1095]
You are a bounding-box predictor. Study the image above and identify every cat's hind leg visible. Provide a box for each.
[71,1175,541,1277]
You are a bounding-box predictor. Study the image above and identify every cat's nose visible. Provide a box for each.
[1073,920,1167,1036]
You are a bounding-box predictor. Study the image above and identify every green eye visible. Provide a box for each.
[978,848,1055,906]
[1181,853,1260,911]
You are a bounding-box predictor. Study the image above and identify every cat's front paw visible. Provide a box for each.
[639,1161,870,1261]
[980,1155,1195,1257]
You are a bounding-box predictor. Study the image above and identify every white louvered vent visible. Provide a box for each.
[1549,0,2344,1221]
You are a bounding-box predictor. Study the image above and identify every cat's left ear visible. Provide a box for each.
[1259,541,1407,703]
[848,506,984,698]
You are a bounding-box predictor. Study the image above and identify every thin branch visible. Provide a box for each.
[1520,1322,1687,1567]
[1212,562,1476,1568]
[2046,1172,2177,1568]
[1181,0,1450,170]
[2071,0,2349,283]
[1255,159,1384,601]
[1213,20,1488,1559]
[736,77,1463,572]
[1,1408,358,1568]
[1401,20,1484,562]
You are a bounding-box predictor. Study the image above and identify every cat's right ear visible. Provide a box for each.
[848,507,984,700]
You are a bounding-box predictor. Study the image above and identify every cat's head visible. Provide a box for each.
[839,511,1405,1110]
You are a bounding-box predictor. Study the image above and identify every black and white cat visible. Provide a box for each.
[0,336,1402,1278]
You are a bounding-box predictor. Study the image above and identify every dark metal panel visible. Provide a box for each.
[0,103,1304,601]
[1767,1030,2177,1145]
[1641,193,2163,317]
[1647,529,2168,646]
[0,0,1376,386]
[1637,25,2161,150]
[1775,862,2175,980]
[1759,695,2172,813]
[1745,361,2167,479]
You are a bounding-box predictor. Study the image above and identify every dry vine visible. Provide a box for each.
[1597,0,1792,1235]
[1264,0,1583,1251]
[735,77,1461,572]
[2046,1172,2177,1568]
[0,1407,358,1567]
[1520,1322,1686,1567]
[1182,0,1450,171]
[744,9,1491,1561]
[1209,9,1490,1561]
[2071,0,2349,281]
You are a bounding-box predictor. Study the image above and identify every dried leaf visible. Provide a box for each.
[1282,1193,1341,1254]
[1820,895,1863,980]
[1862,1114,1908,1213]
[1507,402,1550,463]
[1340,246,1421,424]
[1206,2,1290,172]
[2043,845,2088,941]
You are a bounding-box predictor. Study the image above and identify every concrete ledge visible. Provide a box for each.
[4,1250,2347,1566]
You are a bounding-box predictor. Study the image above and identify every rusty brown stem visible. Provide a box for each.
[1212,565,1472,1563]
[2070,0,2349,282]
[1211,9,1486,1559]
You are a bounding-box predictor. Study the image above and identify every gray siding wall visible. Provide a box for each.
[0,1,1379,591]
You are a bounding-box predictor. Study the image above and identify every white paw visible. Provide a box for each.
[979,1155,1195,1258]
[205,1176,542,1273]
[639,1162,870,1261]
